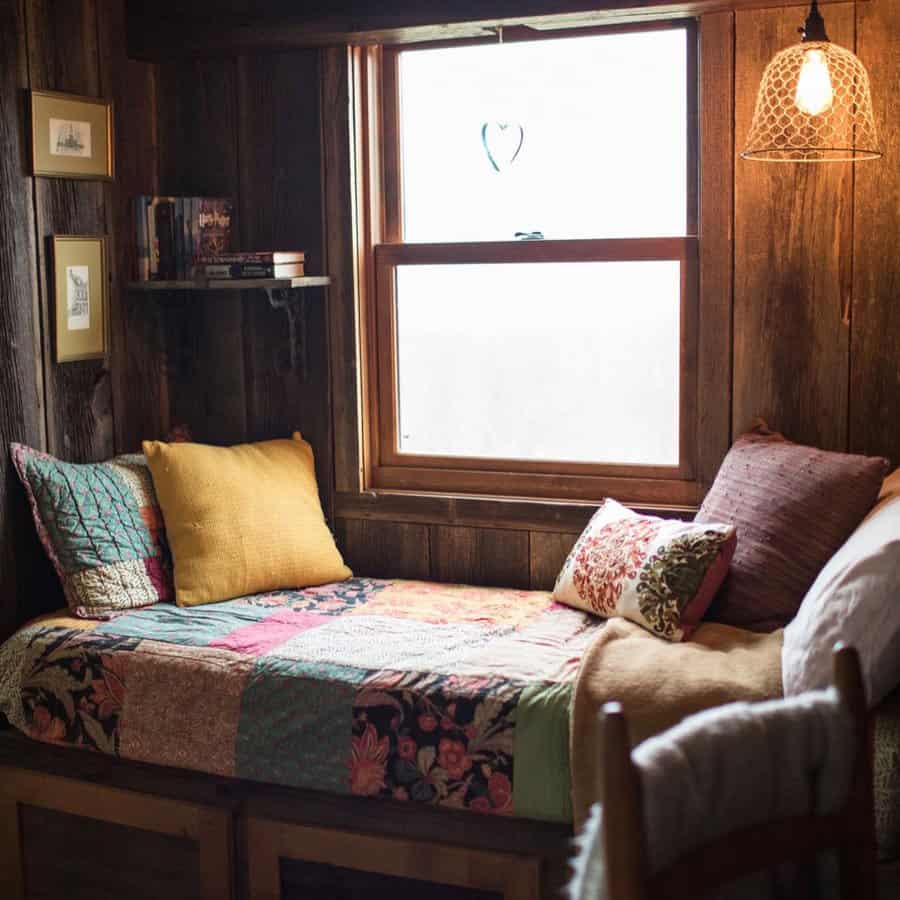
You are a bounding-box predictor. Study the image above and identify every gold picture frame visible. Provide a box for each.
[30,90,114,180]
[52,236,107,363]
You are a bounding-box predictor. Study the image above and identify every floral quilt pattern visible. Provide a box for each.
[0,579,600,823]
[352,676,518,814]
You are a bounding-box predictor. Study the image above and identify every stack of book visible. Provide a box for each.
[135,195,233,281]
[200,251,305,280]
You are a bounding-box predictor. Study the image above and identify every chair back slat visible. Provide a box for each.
[601,702,648,900]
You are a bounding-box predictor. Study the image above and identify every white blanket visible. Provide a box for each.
[570,687,855,900]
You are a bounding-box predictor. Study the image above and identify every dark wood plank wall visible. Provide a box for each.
[0,3,895,898]
[149,50,333,507]
[0,0,47,640]
[0,0,162,639]
[851,0,900,464]
[0,0,898,639]
[333,1,899,586]
[333,0,900,585]
[733,3,855,450]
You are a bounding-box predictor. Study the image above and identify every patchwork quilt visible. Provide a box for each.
[0,578,605,823]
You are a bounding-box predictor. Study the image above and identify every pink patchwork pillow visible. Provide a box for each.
[552,498,736,641]
[696,429,890,632]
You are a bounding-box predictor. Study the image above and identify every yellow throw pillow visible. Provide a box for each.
[143,433,351,606]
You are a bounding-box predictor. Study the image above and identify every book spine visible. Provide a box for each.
[174,198,184,281]
[135,196,149,281]
[197,252,305,265]
[156,201,176,280]
[204,263,304,279]
[187,197,195,275]
[182,198,191,279]
[148,198,158,278]
[198,198,233,258]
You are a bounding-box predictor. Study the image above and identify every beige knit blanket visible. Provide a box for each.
[570,618,784,828]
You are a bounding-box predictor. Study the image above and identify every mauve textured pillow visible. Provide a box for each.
[695,430,890,632]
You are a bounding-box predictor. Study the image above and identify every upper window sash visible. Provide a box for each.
[381,20,699,246]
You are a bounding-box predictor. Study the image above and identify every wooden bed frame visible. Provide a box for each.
[0,728,573,900]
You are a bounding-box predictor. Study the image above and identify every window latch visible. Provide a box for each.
[514,231,544,241]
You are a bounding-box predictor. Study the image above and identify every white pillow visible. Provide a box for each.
[783,469,900,706]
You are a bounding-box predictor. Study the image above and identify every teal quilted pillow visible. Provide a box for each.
[11,444,173,618]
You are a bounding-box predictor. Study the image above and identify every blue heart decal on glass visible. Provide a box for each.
[481,121,525,172]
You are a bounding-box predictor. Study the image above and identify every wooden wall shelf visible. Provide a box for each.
[126,277,332,378]
[127,276,331,291]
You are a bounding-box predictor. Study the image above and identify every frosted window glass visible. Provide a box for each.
[399,29,688,242]
[395,261,681,465]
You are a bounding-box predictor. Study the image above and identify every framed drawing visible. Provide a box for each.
[52,236,107,363]
[30,90,114,180]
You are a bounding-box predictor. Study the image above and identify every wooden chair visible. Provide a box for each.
[600,643,876,900]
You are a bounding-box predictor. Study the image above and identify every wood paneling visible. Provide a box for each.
[0,729,572,899]
[732,4,854,450]
[430,526,530,589]
[322,46,363,495]
[248,817,541,900]
[143,49,334,498]
[281,857,504,900]
[1,0,899,634]
[698,11,734,487]
[529,532,578,591]
[0,0,48,641]
[124,0,863,59]
[4,764,235,900]
[21,805,202,900]
[850,0,900,467]
[328,3,897,589]
[336,518,431,580]
[236,50,332,509]
[98,0,167,453]
[27,0,116,463]
[335,491,604,532]
[156,58,247,445]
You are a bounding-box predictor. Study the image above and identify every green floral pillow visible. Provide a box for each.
[11,444,173,618]
[553,498,736,641]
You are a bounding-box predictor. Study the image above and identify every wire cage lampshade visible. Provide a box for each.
[742,0,881,162]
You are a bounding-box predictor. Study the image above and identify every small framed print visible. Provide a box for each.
[52,236,107,363]
[30,90,114,180]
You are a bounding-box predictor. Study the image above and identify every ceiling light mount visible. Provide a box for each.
[799,0,829,43]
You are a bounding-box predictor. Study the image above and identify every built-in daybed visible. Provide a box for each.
[2,432,899,899]
[0,574,792,899]
[0,578,600,899]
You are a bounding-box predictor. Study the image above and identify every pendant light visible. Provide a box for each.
[741,0,881,162]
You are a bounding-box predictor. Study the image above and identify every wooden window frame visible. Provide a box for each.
[354,20,711,509]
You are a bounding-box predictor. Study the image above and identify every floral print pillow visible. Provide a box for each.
[553,498,736,641]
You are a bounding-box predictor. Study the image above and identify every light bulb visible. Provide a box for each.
[795,48,834,115]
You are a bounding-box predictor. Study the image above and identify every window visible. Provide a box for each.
[360,22,699,505]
